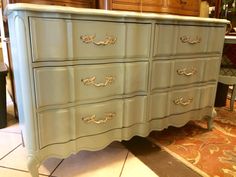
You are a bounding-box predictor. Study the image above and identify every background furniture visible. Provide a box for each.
[1,0,96,9]
[0,2,18,118]
[6,3,228,177]
[98,0,201,16]
[0,62,7,128]
[213,0,236,33]
[218,35,236,110]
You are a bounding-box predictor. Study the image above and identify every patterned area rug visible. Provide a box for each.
[149,106,236,177]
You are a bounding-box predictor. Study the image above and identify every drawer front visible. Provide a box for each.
[72,20,125,59]
[123,96,147,127]
[151,58,206,90]
[126,23,151,58]
[13,0,96,8]
[30,18,69,62]
[177,25,208,54]
[111,0,141,11]
[203,57,221,82]
[150,85,216,119]
[111,0,198,16]
[30,17,125,61]
[37,97,147,148]
[167,0,200,12]
[37,99,123,148]
[142,0,163,5]
[30,17,151,61]
[207,27,225,53]
[113,0,163,5]
[76,100,123,137]
[34,62,148,108]
[151,86,206,119]
[154,25,224,56]
[199,84,216,108]
[113,0,139,3]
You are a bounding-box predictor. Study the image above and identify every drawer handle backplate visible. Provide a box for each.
[173,97,193,106]
[177,67,197,76]
[80,34,117,46]
[81,76,114,87]
[180,35,201,44]
[82,112,116,124]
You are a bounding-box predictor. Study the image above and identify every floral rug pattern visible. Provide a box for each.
[150,107,236,177]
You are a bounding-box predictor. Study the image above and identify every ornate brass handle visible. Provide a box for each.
[80,34,117,46]
[173,97,193,106]
[177,67,197,76]
[179,0,187,4]
[180,36,201,44]
[82,112,116,124]
[81,76,114,87]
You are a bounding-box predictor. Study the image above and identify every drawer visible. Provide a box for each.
[207,27,225,53]
[113,0,139,3]
[34,62,148,108]
[10,0,96,8]
[151,58,220,90]
[150,85,215,119]
[202,57,221,82]
[110,0,198,16]
[167,0,200,13]
[150,87,200,119]
[37,99,123,148]
[123,96,147,127]
[37,97,147,148]
[112,0,163,5]
[177,25,208,55]
[154,25,225,56]
[30,17,151,61]
[199,84,216,108]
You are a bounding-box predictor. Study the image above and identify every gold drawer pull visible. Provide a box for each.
[173,97,193,106]
[81,76,114,87]
[179,0,187,4]
[180,36,201,44]
[177,67,197,76]
[82,112,116,124]
[80,34,117,46]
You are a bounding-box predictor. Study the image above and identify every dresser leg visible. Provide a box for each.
[27,156,40,177]
[206,116,213,131]
[206,108,216,131]
[20,131,25,147]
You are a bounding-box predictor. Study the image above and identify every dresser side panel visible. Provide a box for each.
[8,12,39,152]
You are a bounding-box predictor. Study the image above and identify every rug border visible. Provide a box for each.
[148,137,210,177]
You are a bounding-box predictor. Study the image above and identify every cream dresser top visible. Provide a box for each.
[5,3,229,24]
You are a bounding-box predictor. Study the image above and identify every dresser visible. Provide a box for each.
[5,3,228,177]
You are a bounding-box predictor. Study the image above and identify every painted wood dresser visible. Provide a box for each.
[5,3,228,177]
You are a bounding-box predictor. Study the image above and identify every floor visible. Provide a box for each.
[0,93,202,177]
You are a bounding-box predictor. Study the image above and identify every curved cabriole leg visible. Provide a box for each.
[205,108,217,131]
[27,156,40,177]
[206,116,213,131]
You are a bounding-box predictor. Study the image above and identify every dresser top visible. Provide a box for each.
[5,3,229,24]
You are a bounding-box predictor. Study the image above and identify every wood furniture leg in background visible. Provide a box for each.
[0,4,18,119]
